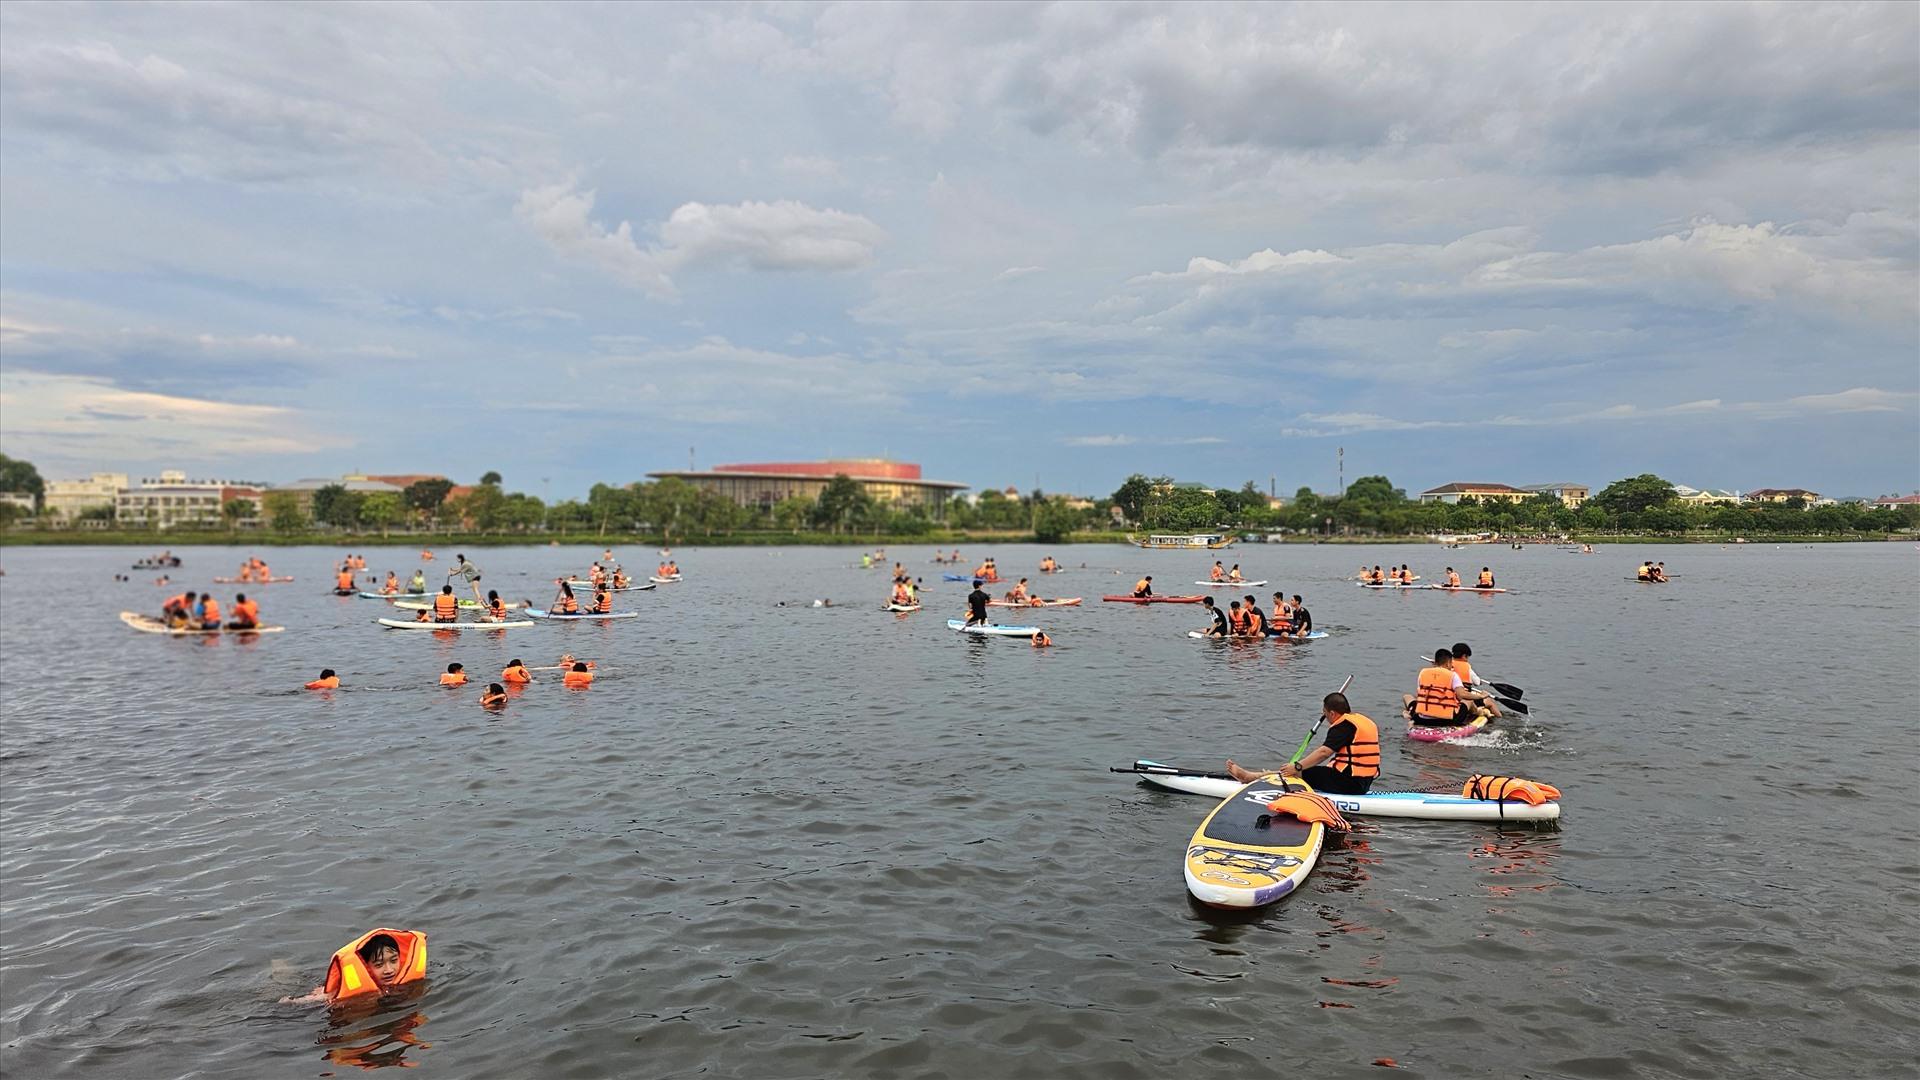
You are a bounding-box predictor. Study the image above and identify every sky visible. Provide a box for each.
[1,1,1916,501]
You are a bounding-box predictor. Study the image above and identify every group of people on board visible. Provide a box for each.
[1195,591,1314,640]
[1440,567,1497,589]
[963,577,1050,647]
[1404,643,1502,727]
[656,558,681,579]
[548,581,614,617]
[931,549,963,565]
[582,563,632,589]
[160,589,261,630]
[1208,561,1250,582]
[972,558,1000,583]
[1636,561,1670,582]
[405,585,516,623]
[230,556,276,582]
[889,577,921,608]
[303,655,597,707]
[371,570,432,595]
[1359,564,1420,585]
[1038,555,1060,573]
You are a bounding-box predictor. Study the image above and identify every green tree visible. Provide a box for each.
[1110,474,1154,525]
[1783,495,1808,511]
[547,499,590,532]
[1591,474,1678,516]
[359,492,404,537]
[221,498,256,533]
[0,454,46,509]
[0,502,27,527]
[500,492,545,531]
[1343,475,1403,506]
[311,484,364,529]
[812,474,873,534]
[456,482,506,532]
[586,483,636,537]
[263,490,307,533]
[642,477,699,542]
[479,471,503,486]
[1709,505,1752,533]
[403,478,454,522]
[772,495,814,532]
[1033,499,1081,544]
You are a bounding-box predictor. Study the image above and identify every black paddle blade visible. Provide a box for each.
[1489,681,1524,699]
[1494,695,1530,715]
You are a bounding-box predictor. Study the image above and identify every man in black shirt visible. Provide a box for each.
[1289,594,1312,635]
[1199,596,1230,637]
[965,579,990,626]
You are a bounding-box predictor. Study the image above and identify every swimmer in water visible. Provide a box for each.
[305,669,339,690]
[440,663,466,686]
[563,662,594,688]
[281,930,424,1005]
[480,683,508,707]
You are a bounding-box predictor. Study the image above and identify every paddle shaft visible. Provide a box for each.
[1417,654,1524,699]
[1288,675,1355,764]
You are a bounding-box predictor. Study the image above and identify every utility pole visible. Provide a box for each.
[1338,447,1344,497]
[689,446,695,472]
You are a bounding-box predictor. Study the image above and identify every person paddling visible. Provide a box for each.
[965,579,991,627]
[551,582,580,615]
[1403,647,1497,726]
[1132,575,1154,598]
[1209,560,1226,582]
[1225,691,1379,795]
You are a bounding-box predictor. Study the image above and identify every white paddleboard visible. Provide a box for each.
[947,618,1041,636]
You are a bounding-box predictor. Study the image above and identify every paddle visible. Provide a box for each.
[1288,675,1356,764]
[1491,695,1529,716]
[1110,761,1232,779]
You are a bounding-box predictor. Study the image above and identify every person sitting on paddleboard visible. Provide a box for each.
[1226,599,1248,635]
[1132,575,1153,598]
[1477,567,1495,588]
[965,580,991,626]
[1651,562,1669,582]
[407,570,427,594]
[1199,596,1229,638]
[335,567,356,595]
[1403,648,1495,726]
[1289,595,1312,636]
[228,593,259,630]
[432,586,460,623]
[1446,643,1498,711]
[585,585,612,615]
[1006,577,1030,602]
[162,590,196,627]
[1242,596,1266,636]
[194,594,221,629]
[1267,592,1292,636]
[1368,566,1386,585]
[1210,561,1226,582]
[1445,567,1461,587]
[891,581,914,607]
[1228,564,1244,582]
[383,572,399,595]
[1225,691,1378,796]
[483,591,509,622]
[552,582,579,615]
[612,568,630,589]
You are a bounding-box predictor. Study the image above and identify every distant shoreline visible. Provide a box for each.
[2,529,1905,549]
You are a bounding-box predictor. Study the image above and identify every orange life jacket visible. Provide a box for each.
[1244,609,1265,635]
[433,594,458,621]
[1329,712,1380,777]
[305,675,339,690]
[199,598,220,622]
[1478,570,1494,587]
[588,593,610,614]
[563,670,593,687]
[1413,666,1461,720]
[323,928,427,1003]
[1133,579,1151,595]
[501,665,530,684]
[440,672,466,686]
[1369,570,1385,584]
[383,576,398,594]
[489,600,507,620]
[1447,572,1461,586]
[1210,567,1224,580]
[1463,775,1562,805]
[164,593,188,612]
[1270,604,1292,632]
[1228,608,1249,633]
[561,596,579,614]
[337,571,353,589]
[1265,790,1351,831]
[231,599,258,623]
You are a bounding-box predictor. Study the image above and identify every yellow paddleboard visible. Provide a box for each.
[1183,775,1324,908]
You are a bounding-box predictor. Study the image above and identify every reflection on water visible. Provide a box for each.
[0,542,1914,1078]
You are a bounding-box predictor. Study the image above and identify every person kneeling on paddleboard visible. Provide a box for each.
[1403,648,1495,726]
[1225,692,1379,796]
[965,580,990,627]
[1132,575,1153,598]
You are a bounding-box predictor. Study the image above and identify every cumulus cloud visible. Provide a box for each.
[516,182,884,298]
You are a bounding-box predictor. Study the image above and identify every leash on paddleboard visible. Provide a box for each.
[1287,675,1355,764]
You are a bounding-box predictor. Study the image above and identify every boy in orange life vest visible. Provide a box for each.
[305,669,340,690]
[563,662,593,688]
[228,593,259,629]
[281,930,424,1005]
[1225,692,1380,796]
[502,659,532,684]
[440,663,466,686]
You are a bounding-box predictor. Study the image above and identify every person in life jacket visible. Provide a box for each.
[1267,591,1292,635]
[228,594,259,629]
[552,583,579,615]
[1636,561,1654,581]
[433,586,460,623]
[407,570,427,594]
[1132,575,1154,598]
[1477,567,1495,588]
[1226,600,1249,635]
[335,568,356,594]
[440,663,466,686]
[563,662,594,688]
[557,653,595,671]
[420,550,434,561]
[1242,596,1266,636]
[1368,566,1386,585]
[1445,567,1462,587]
[1225,691,1379,796]
[611,569,630,589]
[480,683,508,708]
[162,590,193,626]
[382,572,399,595]
[502,659,531,684]
[1447,642,1491,694]
[1031,631,1052,648]
[585,587,612,615]
[1403,647,1495,726]
[412,608,433,623]
[305,669,340,690]
[890,582,914,607]
[1210,561,1226,581]
[283,929,427,1005]
[484,591,509,622]
[1399,564,1414,582]
[1198,596,1230,638]
[1651,562,1669,582]
[196,595,221,629]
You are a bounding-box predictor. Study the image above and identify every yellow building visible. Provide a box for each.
[1417,482,1533,505]
[646,459,967,515]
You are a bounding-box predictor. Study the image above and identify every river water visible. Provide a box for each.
[1,541,1914,1078]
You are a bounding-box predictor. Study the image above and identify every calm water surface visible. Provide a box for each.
[1,542,1916,1078]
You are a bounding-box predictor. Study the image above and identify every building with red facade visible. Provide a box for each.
[647,459,967,515]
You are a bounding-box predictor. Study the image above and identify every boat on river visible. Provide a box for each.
[1128,533,1236,550]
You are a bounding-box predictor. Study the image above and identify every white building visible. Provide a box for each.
[0,491,34,513]
[44,472,129,520]
[115,471,264,530]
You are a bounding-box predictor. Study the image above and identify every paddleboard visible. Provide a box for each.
[947,618,1042,636]
[1188,630,1328,640]
[1129,760,1559,822]
[120,612,284,635]
[884,603,922,612]
[392,598,526,611]
[988,598,1083,607]
[1357,581,1424,589]
[1406,710,1493,742]
[649,575,683,584]
[213,576,294,583]
[524,610,639,621]
[377,617,535,630]
[942,573,972,582]
[1197,580,1268,588]
[1184,776,1323,908]
[1627,577,1668,583]
[562,580,657,592]
[1101,595,1205,604]
[1427,585,1509,594]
